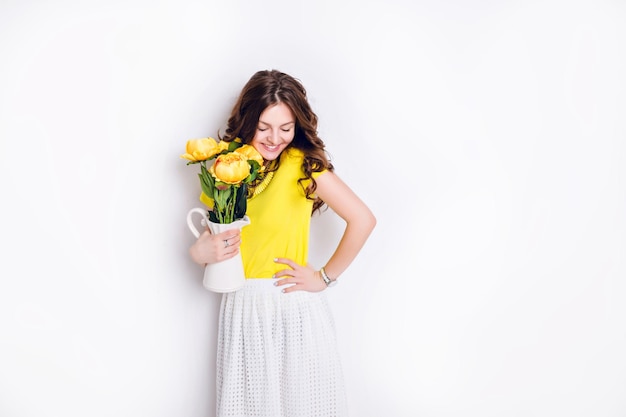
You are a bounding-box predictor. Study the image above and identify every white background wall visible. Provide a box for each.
[1,0,625,416]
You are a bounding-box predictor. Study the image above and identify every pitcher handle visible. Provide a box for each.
[186,208,210,239]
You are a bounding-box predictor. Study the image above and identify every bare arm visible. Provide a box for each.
[274,171,376,292]
[312,171,376,281]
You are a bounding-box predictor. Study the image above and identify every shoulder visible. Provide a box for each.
[281,147,327,179]
[282,147,305,163]
[279,147,306,174]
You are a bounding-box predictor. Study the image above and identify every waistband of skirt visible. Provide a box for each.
[239,278,284,293]
[235,278,323,300]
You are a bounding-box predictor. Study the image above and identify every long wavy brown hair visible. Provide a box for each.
[219,70,334,214]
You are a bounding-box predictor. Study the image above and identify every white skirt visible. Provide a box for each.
[216,278,348,417]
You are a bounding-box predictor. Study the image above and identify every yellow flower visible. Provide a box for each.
[217,140,230,153]
[180,137,219,162]
[209,152,250,184]
[234,144,264,167]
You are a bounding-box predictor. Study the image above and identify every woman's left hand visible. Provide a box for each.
[273,258,327,293]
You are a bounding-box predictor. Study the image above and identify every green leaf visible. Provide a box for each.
[199,174,211,198]
[244,160,261,183]
[199,165,215,197]
[248,160,261,171]
[228,141,242,152]
[245,171,257,183]
[235,184,247,219]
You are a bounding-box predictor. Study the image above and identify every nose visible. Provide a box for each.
[267,129,279,144]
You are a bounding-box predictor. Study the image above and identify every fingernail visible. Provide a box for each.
[273,258,278,262]
[281,289,285,293]
[273,281,278,286]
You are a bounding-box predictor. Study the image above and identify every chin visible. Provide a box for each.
[261,154,280,161]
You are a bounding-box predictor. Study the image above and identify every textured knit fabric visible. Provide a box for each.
[216,279,348,417]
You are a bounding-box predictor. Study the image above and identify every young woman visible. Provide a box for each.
[189,69,376,417]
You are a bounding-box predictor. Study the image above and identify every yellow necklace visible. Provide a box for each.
[251,171,274,198]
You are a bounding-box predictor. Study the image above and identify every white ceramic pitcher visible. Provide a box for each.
[186,208,250,293]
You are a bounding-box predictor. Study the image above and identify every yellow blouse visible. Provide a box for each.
[201,147,325,278]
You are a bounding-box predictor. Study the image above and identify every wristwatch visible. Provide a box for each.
[320,267,338,287]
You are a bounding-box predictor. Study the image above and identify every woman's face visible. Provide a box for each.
[250,102,295,161]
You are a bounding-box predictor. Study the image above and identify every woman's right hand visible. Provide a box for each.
[189,229,241,265]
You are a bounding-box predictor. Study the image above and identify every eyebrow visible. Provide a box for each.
[258,120,295,127]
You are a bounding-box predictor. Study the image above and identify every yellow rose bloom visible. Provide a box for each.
[180,137,220,162]
[234,144,264,167]
[209,152,250,184]
[217,140,230,153]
